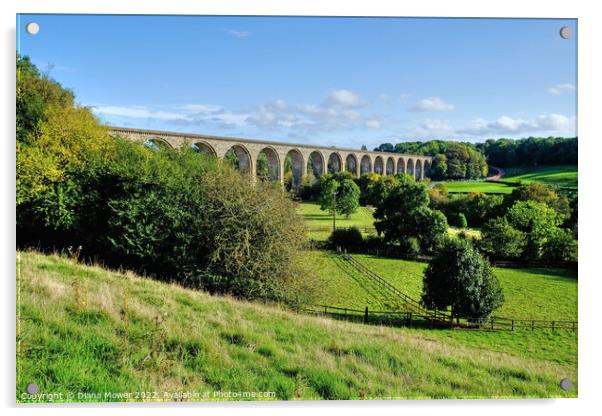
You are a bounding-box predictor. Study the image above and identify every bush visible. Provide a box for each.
[398,237,421,259]
[421,239,504,319]
[328,227,364,252]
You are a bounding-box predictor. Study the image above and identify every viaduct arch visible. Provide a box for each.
[113,127,432,188]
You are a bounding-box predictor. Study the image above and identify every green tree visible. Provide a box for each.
[318,176,361,226]
[17,54,74,144]
[505,183,571,222]
[506,200,563,260]
[457,213,468,228]
[430,154,448,180]
[479,217,526,260]
[542,228,577,263]
[374,174,448,254]
[421,239,504,319]
[336,179,361,217]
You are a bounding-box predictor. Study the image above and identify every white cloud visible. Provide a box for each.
[91,89,383,136]
[410,96,455,112]
[326,89,365,107]
[457,113,575,136]
[547,83,576,96]
[92,105,186,121]
[226,29,249,38]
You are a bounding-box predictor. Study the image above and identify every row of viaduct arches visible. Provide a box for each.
[110,127,432,188]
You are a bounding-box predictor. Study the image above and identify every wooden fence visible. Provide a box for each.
[305,304,578,332]
[313,253,578,332]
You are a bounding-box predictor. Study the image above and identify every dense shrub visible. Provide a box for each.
[398,237,421,259]
[328,227,364,252]
[421,239,504,319]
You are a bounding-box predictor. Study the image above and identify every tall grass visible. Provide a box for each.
[17,251,576,401]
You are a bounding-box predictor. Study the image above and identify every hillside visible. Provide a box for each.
[500,165,578,190]
[17,251,576,401]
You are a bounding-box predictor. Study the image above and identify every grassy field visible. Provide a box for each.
[297,202,481,241]
[440,181,515,194]
[306,251,577,321]
[306,251,577,366]
[17,251,576,401]
[439,165,578,195]
[296,202,376,240]
[500,165,578,190]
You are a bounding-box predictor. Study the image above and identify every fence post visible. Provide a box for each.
[364,306,369,324]
[491,318,494,330]
[532,320,535,331]
[324,305,327,314]
[511,320,514,331]
[552,321,555,331]
[407,312,412,326]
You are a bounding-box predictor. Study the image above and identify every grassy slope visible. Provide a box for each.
[500,165,578,189]
[441,165,578,194]
[305,251,577,367]
[17,251,576,401]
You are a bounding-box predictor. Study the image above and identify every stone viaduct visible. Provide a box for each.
[110,127,432,188]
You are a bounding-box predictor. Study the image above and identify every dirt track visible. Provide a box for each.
[486,166,505,181]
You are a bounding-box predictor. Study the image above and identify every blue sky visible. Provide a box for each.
[17,14,577,148]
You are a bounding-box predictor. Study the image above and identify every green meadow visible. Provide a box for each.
[441,181,515,194]
[296,202,377,240]
[500,165,578,190]
[440,165,577,195]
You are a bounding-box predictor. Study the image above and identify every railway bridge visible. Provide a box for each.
[110,127,432,188]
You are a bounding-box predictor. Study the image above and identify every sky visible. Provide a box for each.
[17,14,577,149]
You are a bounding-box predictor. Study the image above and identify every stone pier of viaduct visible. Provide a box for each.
[110,127,432,187]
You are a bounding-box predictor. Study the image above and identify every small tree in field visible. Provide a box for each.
[421,239,504,319]
[319,177,360,231]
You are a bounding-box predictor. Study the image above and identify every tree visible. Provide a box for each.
[542,228,577,263]
[430,154,448,180]
[506,200,561,260]
[318,176,360,224]
[505,183,571,222]
[374,174,448,254]
[337,179,361,217]
[479,217,526,260]
[421,239,504,319]
[457,213,468,228]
